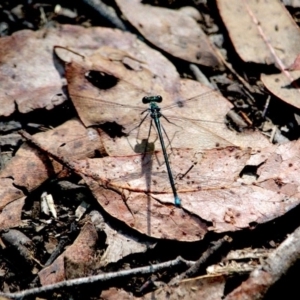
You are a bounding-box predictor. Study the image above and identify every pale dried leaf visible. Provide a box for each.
[261,71,300,109]
[71,140,300,240]
[217,0,300,68]
[0,24,179,117]
[75,201,90,221]
[67,49,269,153]
[41,192,57,218]
[17,129,299,241]
[115,0,221,67]
[90,210,151,267]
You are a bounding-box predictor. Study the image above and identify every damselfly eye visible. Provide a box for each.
[142,95,163,104]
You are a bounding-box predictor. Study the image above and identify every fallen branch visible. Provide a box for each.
[0,256,193,299]
[170,235,231,284]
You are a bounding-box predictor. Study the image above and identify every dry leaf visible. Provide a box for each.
[20,129,300,241]
[217,0,300,67]
[66,47,269,153]
[261,71,300,109]
[0,24,179,117]
[90,210,153,267]
[0,119,102,230]
[39,222,98,285]
[115,0,221,67]
[217,1,300,110]
[0,197,25,229]
[73,140,300,240]
[0,29,67,117]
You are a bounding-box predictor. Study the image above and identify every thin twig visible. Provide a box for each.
[189,64,216,90]
[44,237,69,267]
[226,110,248,129]
[262,95,271,119]
[170,235,231,284]
[0,256,192,299]
[29,237,70,288]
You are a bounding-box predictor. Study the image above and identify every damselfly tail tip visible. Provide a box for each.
[175,196,181,207]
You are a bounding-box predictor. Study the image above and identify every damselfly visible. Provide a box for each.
[141,95,181,206]
[69,75,232,206]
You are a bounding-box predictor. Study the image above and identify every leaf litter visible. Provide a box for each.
[1,35,297,245]
[0,1,299,294]
[115,0,221,67]
[217,0,300,111]
[0,25,180,117]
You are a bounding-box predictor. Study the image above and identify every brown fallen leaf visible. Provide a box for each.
[115,0,221,67]
[38,222,98,285]
[217,0,300,68]
[261,71,300,109]
[217,0,300,111]
[0,29,66,117]
[20,130,300,241]
[75,139,300,238]
[0,197,25,230]
[0,24,179,117]
[286,54,300,71]
[66,47,270,154]
[76,147,253,239]
[0,118,102,230]
[0,145,50,231]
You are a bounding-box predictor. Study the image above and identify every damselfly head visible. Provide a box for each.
[142,95,163,104]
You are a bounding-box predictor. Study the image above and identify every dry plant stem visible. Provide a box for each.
[239,111,252,126]
[170,235,231,284]
[2,229,43,267]
[225,225,300,300]
[189,64,216,90]
[30,238,71,287]
[44,237,69,267]
[226,110,248,128]
[262,95,271,119]
[82,0,128,31]
[270,125,277,143]
[0,256,193,299]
